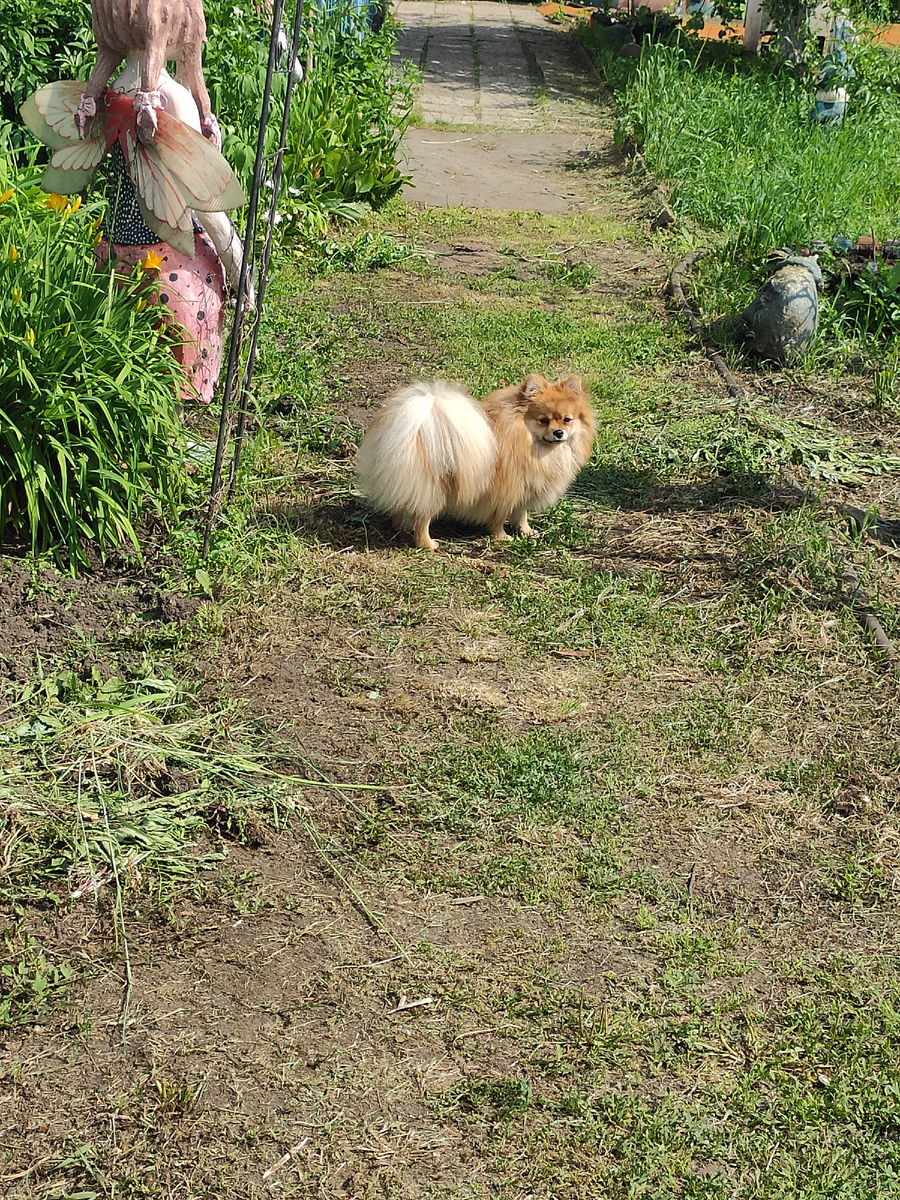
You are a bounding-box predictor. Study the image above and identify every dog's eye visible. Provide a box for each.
[539,417,550,426]
[563,417,572,424]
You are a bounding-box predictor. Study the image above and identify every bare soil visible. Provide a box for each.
[4,7,900,1199]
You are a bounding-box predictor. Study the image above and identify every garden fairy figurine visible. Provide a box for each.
[20,0,248,403]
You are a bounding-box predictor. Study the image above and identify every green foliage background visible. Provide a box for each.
[0,0,411,566]
[582,25,900,356]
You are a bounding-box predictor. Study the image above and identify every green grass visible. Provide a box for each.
[580,27,900,367]
[6,195,900,1199]
[585,32,900,255]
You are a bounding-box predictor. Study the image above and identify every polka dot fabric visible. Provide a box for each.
[103,144,202,244]
[98,142,226,403]
[96,234,226,404]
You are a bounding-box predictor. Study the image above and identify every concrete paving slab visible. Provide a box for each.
[419,13,478,125]
[395,2,433,65]
[400,128,614,212]
[395,2,644,216]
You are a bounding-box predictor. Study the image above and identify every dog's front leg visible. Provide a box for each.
[508,509,537,537]
[412,517,439,551]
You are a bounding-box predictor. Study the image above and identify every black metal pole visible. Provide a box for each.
[226,0,307,502]
[202,0,288,558]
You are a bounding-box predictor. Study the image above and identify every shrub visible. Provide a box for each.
[0,0,94,136]
[0,160,187,569]
[202,0,412,233]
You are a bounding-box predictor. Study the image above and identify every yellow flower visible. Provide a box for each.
[140,250,164,271]
[11,287,21,304]
[92,230,103,246]
[68,196,82,214]
[24,328,35,347]
[8,244,19,262]
[135,297,148,313]
[0,188,13,204]
[46,193,68,212]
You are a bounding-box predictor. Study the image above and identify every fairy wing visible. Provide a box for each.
[151,111,247,212]
[22,82,113,193]
[134,193,197,258]
[20,93,69,150]
[42,138,108,195]
[123,127,197,257]
[20,81,86,145]
[51,139,106,172]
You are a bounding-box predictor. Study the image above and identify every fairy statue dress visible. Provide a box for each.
[20,25,247,404]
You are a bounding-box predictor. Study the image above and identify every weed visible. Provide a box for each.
[452,1076,533,1120]
[0,935,76,1028]
[149,1077,200,1116]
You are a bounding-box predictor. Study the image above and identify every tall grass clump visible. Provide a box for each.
[582,26,900,355]
[0,158,186,569]
[588,34,900,259]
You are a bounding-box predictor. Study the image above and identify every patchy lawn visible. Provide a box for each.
[3,184,900,1199]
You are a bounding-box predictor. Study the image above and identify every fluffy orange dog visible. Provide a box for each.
[356,375,595,550]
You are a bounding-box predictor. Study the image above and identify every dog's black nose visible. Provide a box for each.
[552,429,565,440]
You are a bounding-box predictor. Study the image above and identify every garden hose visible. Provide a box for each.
[669,250,897,667]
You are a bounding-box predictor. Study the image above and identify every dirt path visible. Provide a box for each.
[17,10,900,1200]
[2,13,681,1200]
[398,1,628,213]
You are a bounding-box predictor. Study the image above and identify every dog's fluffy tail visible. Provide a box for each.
[356,381,496,521]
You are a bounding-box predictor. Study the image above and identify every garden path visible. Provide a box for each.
[396,0,624,213]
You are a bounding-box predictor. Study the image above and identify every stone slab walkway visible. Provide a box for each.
[395,1,631,213]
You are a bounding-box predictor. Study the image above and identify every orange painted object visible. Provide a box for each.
[536,2,595,14]
[870,24,900,46]
[686,21,745,39]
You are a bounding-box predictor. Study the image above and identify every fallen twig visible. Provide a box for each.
[669,248,744,399]
[262,1137,310,1180]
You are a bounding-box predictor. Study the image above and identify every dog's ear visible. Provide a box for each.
[522,374,547,399]
[560,375,586,398]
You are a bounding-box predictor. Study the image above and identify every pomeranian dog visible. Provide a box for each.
[356,374,595,550]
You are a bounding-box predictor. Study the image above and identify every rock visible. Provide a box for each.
[742,254,823,364]
[591,20,635,48]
